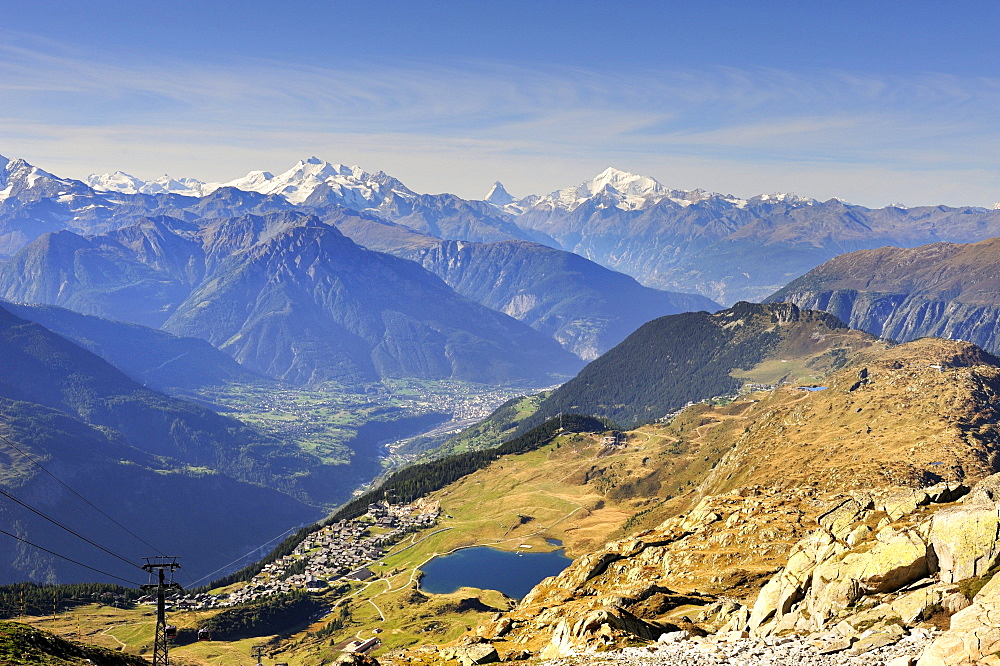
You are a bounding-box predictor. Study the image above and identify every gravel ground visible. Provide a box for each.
[539,629,934,666]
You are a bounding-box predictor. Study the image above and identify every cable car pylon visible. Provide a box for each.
[141,557,182,666]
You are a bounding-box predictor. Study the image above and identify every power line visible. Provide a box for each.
[0,527,142,586]
[0,431,165,555]
[0,485,144,573]
[185,524,301,588]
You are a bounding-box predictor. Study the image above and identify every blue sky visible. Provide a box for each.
[3,0,1000,206]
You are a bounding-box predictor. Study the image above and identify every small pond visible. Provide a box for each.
[419,546,572,599]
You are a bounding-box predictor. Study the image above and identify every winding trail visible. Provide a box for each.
[101,624,128,650]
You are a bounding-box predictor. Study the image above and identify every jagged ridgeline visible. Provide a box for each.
[766,235,1000,356]
[524,301,879,430]
[0,212,582,385]
[204,413,609,590]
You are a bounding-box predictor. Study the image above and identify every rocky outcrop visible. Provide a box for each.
[746,483,975,637]
[918,575,1000,666]
[774,289,1000,357]
[539,608,664,659]
[470,475,1000,661]
[929,504,1000,584]
[733,475,1000,665]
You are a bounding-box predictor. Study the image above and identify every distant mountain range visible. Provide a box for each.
[0,212,580,385]
[766,236,1000,355]
[333,215,719,359]
[8,154,1000,309]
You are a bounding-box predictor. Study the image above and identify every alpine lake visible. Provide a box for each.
[419,543,572,599]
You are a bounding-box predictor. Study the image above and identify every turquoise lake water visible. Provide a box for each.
[419,546,572,599]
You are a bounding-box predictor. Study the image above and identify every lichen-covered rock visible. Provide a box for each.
[819,497,870,540]
[810,528,928,612]
[538,608,661,659]
[962,473,1000,505]
[917,575,1000,665]
[891,584,954,625]
[749,484,976,638]
[929,504,1000,583]
[849,622,905,655]
[749,529,840,631]
[451,644,499,666]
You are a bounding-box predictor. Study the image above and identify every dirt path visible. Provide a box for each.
[101,624,129,650]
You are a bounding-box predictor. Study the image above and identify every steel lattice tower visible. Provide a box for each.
[142,557,182,666]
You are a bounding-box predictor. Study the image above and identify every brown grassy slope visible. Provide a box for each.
[700,337,1000,498]
[467,337,1000,656]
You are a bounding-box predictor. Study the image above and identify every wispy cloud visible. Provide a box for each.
[1,32,999,206]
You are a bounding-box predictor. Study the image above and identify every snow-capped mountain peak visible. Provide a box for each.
[87,170,210,196]
[86,171,145,194]
[537,167,671,211]
[212,157,415,207]
[586,167,667,198]
[1,156,69,202]
[484,181,515,206]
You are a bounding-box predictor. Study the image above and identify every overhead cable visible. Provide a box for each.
[0,485,144,573]
[0,527,142,587]
[0,431,165,555]
[185,525,300,588]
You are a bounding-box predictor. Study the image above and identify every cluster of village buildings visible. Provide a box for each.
[162,500,440,610]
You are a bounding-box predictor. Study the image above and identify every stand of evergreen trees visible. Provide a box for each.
[0,582,139,619]
[203,414,610,590]
[199,590,327,640]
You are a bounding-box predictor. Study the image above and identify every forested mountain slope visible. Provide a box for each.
[0,304,320,583]
[525,301,877,429]
[0,300,261,396]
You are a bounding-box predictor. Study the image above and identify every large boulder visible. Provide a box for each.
[808,528,929,624]
[929,504,1000,583]
[538,608,661,659]
[917,575,1000,666]
[749,529,841,631]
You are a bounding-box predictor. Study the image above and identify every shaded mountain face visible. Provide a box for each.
[0,304,306,479]
[0,217,205,328]
[526,301,878,429]
[0,212,580,385]
[766,236,1000,355]
[0,304,321,583]
[514,194,1000,305]
[0,301,261,395]
[384,238,720,360]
